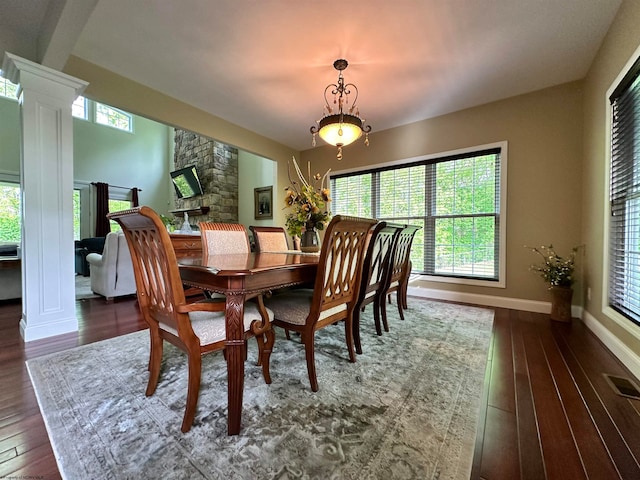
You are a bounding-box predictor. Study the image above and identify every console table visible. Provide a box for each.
[170,233,202,259]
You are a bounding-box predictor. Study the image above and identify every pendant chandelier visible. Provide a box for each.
[310,59,371,160]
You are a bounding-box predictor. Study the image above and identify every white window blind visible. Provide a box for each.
[330,148,501,281]
[609,58,640,326]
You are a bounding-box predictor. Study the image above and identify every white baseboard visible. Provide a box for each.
[581,310,640,381]
[406,285,583,318]
[406,286,640,378]
[20,315,79,342]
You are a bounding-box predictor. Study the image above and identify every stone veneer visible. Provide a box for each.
[173,129,238,224]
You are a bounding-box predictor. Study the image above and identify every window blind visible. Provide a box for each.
[330,148,501,281]
[609,58,640,326]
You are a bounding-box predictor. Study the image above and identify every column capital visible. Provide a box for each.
[2,52,88,97]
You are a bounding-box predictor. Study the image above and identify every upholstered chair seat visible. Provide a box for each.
[267,290,348,326]
[161,303,273,345]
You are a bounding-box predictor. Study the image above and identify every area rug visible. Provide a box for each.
[74,274,100,299]
[27,298,494,480]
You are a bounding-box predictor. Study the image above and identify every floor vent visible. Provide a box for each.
[604,374,640,400]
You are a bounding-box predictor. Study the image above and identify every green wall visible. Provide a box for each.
[0,96,20,174]
[73,110,172,214]
[0,96,173,232]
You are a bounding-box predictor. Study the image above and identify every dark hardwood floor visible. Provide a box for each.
[1,295,640,479]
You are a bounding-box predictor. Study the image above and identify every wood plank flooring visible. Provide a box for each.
[1,295,640,479]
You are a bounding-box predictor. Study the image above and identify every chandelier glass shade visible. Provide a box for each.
[310,59,371,160]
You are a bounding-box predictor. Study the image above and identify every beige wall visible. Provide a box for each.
[301,82,584,305]
[582,0,640,357]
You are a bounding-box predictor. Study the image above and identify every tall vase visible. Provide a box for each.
[300,222,320,253]
[549,286,573,322]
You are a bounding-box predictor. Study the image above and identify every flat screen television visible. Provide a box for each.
[170,165,204,199]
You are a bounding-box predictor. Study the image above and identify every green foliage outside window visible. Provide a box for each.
[331,150,501,280]
[0,184,20,242]
[108,199,132,231]
[96,103,132,131]
[0,78,18,100]
[0,185,83,242]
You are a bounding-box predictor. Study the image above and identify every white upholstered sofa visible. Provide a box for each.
[86,232,136,301]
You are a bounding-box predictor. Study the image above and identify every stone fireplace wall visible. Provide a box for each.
[173,129,238,225]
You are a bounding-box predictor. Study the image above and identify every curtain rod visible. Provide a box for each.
[91,182,142,191]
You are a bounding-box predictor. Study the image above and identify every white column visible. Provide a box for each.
[2,53,88,341]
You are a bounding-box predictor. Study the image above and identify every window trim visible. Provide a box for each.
[603,42,640,341]
[329,141,508,288]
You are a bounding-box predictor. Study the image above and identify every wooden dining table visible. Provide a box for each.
[177,251,319,435]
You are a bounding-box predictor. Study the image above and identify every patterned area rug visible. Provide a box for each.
[74,274,100,299]
[27,298,494,480]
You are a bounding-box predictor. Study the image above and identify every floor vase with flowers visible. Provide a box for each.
[301,222,321,253]
[550,286,573,322]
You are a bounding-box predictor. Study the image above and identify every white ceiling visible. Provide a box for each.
[0,0,622,151]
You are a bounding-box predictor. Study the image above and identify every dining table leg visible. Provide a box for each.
[224,291,246,435]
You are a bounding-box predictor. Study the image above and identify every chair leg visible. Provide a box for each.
[381,298,390,333]
[373,297,383,336]
[181,353,202,433]
[401,284,408,310]
[397,292,405,320]
[353,304,363,355]
[146,332,163,396]
[255,331,274,384]
[303,332,319,392]
[401,261,412,309]
[344,315,357,363]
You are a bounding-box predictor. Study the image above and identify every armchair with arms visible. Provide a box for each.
[74,236,106,276]
[86,232,136,301]
[108,207,275,433]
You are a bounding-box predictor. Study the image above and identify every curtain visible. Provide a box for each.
[131,187,140,207]
[95,182,111,237]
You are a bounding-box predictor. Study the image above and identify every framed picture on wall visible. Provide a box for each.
[254,186,273,219]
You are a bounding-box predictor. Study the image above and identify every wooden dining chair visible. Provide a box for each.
[108,207,274,433]
[197,222,251,300]
[382,224,421,330]
[249,225,289,252]
[264,215,378,392]
[352,222,403,354]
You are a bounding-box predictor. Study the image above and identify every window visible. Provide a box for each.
[0,77,18,100]
[72,96,88,120]
[0,182,21,242]
[73,189,81,241]
[608,56,640,326]
[330,145,505,285]
[95,103,132,132]
[72,97,133,131]
[108,199,132,231]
